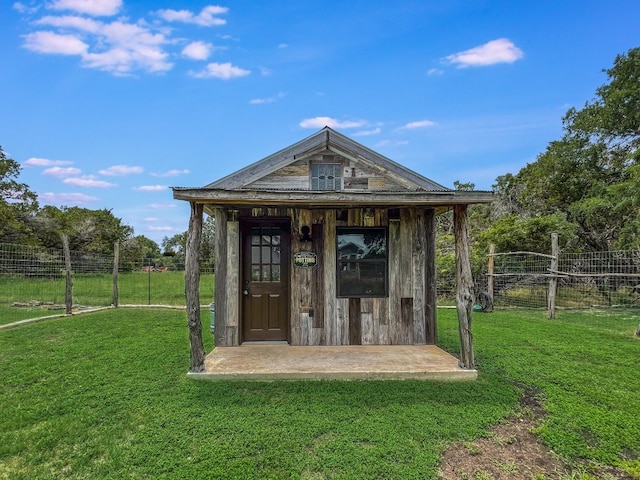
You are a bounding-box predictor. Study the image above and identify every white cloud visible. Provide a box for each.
[83,21,172,74]
[299,117,367,129]
[49,0,122,17]
[399,120,436,129]
[24,16,173,74]
[250,92,286,105]
[427,68,444,76]
[38,192,98,205]
[18,3,237,76]
[148,203,177,209]
[156,5,229,27]
[278,43,288,49]
[353,127,381,136]
[147,225,174,232]
[144,217,159,222]
[446,38,524,68]
[63,176,116,187]
[135,185,168,191]
[23,31,88,55]
[99,165,143,176]
[189,62,250,79]
[375,140,409,148]
[13,2,39,14]
[43,166,81,177]
[151,169,190,177]
[36,15,101,32]
[83,47,172,75]
[182,41,213,60]
[23,157,72,167]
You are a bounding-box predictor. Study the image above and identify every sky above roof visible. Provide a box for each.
[2,0,639,244]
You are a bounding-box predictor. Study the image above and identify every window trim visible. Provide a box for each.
[336,226,388,298]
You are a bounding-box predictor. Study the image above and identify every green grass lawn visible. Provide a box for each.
[0,272,214,325]
[0,308,638,479]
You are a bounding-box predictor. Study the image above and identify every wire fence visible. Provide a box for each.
[488,249,640,310]
[2,241,639,326]
[0,243,214,325]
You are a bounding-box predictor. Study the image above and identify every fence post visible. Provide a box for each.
[61,234,73,315]
[112,241,119,307]
[487,243,495,301]
[548,233,558,319]
[147,257,151,305]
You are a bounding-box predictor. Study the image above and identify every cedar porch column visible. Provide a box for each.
[424,208,437,344]
[185,201,205,372]
[453,204,475,369]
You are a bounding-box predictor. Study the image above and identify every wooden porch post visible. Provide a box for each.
[424,208,437,344]
[186,201,205,372]
[453,204,475,369]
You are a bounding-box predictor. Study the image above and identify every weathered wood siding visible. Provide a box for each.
[246,151,410,192]
[213,206,437,347]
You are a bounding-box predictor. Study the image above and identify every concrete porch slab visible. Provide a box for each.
[187,345,477,381]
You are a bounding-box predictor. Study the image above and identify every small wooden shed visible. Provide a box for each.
[173,127,493,374]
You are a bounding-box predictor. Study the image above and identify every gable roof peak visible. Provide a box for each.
[205,127,450,192]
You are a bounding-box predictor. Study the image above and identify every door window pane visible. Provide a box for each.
[249,226,282,283]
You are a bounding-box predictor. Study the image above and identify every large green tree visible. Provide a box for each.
[0,146,38,244]
[30,205,133,253]
[162,215,216,270]
[485,47,640,252]
[120,235,161,269]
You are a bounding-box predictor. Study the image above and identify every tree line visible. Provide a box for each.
[2,48,639,271]
[0,147,215,270]
[460,47,640,256]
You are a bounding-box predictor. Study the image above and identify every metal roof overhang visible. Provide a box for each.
[172,188,494,212]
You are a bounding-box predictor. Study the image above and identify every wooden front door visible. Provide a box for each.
[241,219,290,342]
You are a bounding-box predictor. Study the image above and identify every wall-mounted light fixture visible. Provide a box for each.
[300,225,312,243]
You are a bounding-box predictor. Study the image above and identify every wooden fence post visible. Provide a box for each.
[548,233,558,319]
[185,202,205,372]
[112,241,119,307]
[61,234,73,315]
[454,205,475,369]
[487,243,495,301]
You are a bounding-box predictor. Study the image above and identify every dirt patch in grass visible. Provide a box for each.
[439,390,632,480]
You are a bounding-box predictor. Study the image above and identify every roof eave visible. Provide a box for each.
[172,187,494,207]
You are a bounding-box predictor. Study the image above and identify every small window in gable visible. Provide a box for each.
[311,163,342,191]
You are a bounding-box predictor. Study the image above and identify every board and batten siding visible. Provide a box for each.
[212,206,437,347]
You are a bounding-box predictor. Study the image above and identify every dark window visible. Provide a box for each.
[311,163,342,190]
[337,227,387,297]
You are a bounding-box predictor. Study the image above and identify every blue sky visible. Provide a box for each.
[2,0,639,244]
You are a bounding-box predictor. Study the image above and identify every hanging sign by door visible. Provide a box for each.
[294,251,317,268]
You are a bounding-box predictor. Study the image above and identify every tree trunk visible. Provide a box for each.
[454,205,475,369]
[186,202,205,372]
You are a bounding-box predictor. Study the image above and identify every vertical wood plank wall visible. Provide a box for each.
[213,208,229,346]
[213,206,437,347]
[225,219,240,345]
